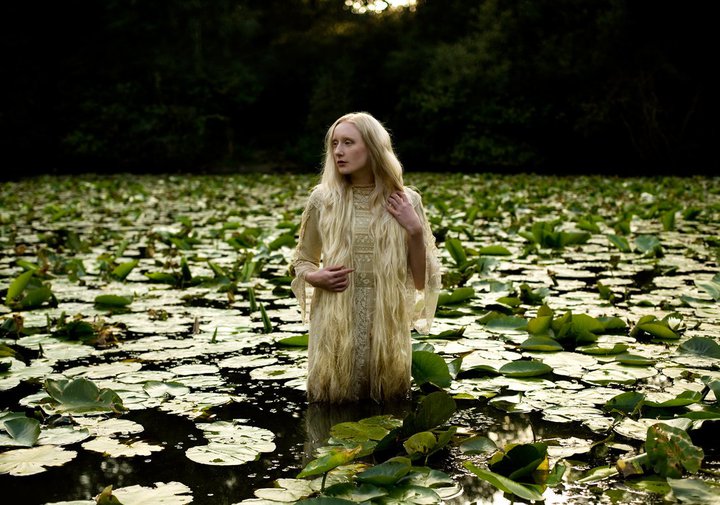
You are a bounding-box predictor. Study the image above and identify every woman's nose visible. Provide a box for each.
[334,144,343,156]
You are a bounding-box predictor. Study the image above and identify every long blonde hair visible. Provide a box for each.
[309,112,413,401]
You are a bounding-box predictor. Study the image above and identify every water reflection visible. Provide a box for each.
[302,398,412,463]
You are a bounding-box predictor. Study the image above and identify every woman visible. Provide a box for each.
[291,112,441,403]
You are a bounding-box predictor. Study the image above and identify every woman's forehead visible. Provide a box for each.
[333,122,361,139]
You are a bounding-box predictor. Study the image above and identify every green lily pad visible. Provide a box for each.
[2,416,40,447]
[94,294,133,307]
[411,351,452,388]
[297,446,363,478]
[356,456,412,486]
[42,378,125,414]
[464,462,545,501]
[330,416,401,443]
[520,336,563,352]
[402,391,456,435]
[499,360,552,378]
[646,423,704,478]
[277,334,309,347]
[667,477,720,504]
[576,343,629,355]
[615,353,656,366]
[459,435,497,455]
[678,336,720,359]
[403,432,437,458]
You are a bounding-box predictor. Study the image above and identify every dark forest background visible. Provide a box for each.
[2,0,716,176]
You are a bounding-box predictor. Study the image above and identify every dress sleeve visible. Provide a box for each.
[290,193,322,323]
[408,188,442,334]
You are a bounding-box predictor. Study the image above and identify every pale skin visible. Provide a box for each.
[305,122,426,292]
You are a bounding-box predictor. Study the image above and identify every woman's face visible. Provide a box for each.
[332,122,371,182]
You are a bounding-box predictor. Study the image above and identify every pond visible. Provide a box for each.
[1,172,719,504]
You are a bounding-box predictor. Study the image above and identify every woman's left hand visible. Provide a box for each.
[387,191,422,236]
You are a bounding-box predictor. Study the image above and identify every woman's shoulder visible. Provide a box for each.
[306,184,331,207]
[403,185,422,206]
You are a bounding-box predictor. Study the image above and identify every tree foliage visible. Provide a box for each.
[3,0,712,173]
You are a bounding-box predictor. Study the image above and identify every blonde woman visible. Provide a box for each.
[291,112,441,403]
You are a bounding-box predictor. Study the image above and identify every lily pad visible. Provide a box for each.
[186,422,276,466]
[82,436,164,457]
[519,336,563,352]
[411,351,452,388]
[499,360,552,378]
[112,481,193,505]
[678,336,720,359]
[0,445,77,476]
[463,462,545,501]
[667,477,720,504]
[42,377,125,414]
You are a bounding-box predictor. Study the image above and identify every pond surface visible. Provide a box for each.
[1,173,719,504]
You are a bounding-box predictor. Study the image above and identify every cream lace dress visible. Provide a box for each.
[291,184,441,403]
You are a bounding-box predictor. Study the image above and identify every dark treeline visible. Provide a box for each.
[3,0,715,175]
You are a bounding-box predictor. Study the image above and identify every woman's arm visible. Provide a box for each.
[293,199,354,293]
[387,190,425,290]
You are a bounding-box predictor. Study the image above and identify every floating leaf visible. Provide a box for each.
[667,477,720,504]
[603,392,645,415]
[297,445,362,478]
[576,464,619,483]
[111,260,139,281]
[499,360,552,378]
[636,322,678,340]
[142,381,190,398]
[97,485,123,505]
[2,416,40,447]
[478,245,511,256]
[607,234,631,252]
[411,351,452,388]
[402,391,456,435]
[459,436,497,455]
[445,238,467,267]
[489,442,548,484]
[356,456,412,486]
[403,432,437,458]
[330,416,401,443]
[186,422,276,466]
[324,482,387,502]
[645,423,704,478]
[635,235,663,257]
[615,353,656,366]
[43,378,125,414]
[112,481,193,505]
[5,270,33,305]
[94,294,132,307]
[695,273,720,301]
[0,445,77,476]
[520,336,563,352]
[82,437,163,458]
[297,497,358,505]
[678,336,720,358]
[485,315,528,330]
[576,343,629,355]
[644,390,702,409]
[438,287,474,306]
[277,334,309,347]
[464,462,545,501]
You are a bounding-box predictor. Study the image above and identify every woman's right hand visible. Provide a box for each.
[305,265,354,292]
